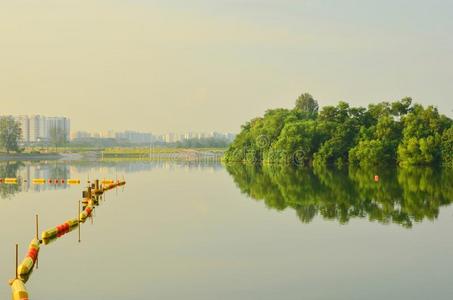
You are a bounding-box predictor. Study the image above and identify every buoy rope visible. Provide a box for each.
[9,179,126,300]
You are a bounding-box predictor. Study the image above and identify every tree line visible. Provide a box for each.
[224,93,453,167]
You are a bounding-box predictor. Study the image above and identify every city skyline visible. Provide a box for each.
[71,129,235,143]
[4,113,235,144]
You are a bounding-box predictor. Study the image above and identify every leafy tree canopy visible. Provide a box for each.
[0,116,22,153]
[294,93,319,118]
[224,93,452,167]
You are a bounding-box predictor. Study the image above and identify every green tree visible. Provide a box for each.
[294,93,319,118]
[349,140,386,166]
[0,116,22,153]
[349,115,402,166]
[269,120,324,165]
[391,97,412,116]
[49,125,67,152]
[313,102,360,168]
[441,126,453,167]
[224,109,294,163]
[397,105,444,166]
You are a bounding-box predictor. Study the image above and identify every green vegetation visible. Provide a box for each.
[0,116,22,153]
[69,136,232,149]
[68,137,136,148]
[224,93,453,167]
[172,136,231,148]
[441,127,453,168]
[102,147,224,161]
[226,164,453,228]
[49,125,68,152]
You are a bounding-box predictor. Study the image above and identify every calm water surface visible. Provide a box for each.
[1,161,453,300]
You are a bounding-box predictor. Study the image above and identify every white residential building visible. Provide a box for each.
[10,115,70,143]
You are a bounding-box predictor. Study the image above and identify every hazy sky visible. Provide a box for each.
[1,0,452,133]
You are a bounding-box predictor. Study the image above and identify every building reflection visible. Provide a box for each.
[0,160,223,199]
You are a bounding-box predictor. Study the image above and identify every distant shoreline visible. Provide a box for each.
[0,153,62,161]
[0,148,227,162]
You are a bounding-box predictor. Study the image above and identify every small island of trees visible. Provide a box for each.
[224,93,453,168]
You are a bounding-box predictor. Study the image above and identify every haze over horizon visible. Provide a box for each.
[1,0,452,133]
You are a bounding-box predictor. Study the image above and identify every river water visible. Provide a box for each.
[1,160,452,300]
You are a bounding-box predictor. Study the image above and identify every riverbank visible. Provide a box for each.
[101,147,225,161]
[0,153,62,161]
[0,148,226,162]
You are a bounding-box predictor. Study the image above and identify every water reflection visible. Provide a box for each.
[225,164,453,228]
[0,161,22,199]
[69,160,224,173]
[0,160,223,199]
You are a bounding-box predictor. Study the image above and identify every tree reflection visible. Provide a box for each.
[225,164,453,228]
[0,161,23,199]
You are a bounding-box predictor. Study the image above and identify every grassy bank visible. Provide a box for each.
[0,152,62,161]
[101,147,225,161]
[2,147,226,161]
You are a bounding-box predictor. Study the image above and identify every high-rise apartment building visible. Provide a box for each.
[10,115,70,143]
[15,115,30,143]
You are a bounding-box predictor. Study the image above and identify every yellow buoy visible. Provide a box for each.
[41,228,58,240]
[66,218,79,228]
[79,211,88,222]
[10,279,29,300]
[32,178,46,184]
[67,179,81,185]
[17,257,33,277]
[16,239,40,280]
[4,178,18,184]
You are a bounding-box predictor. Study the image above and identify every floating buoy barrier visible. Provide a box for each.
[101,180,125,192]
[80,203,94,223]
[41,218,80,240]
[0,178,83,185]
[32,178,46,184]
[0,178,112,185]
[93,189,103,195]
[9,177,126,300]
[41,219,79,245]
[17,239,40,280]
[9,279,29,300]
